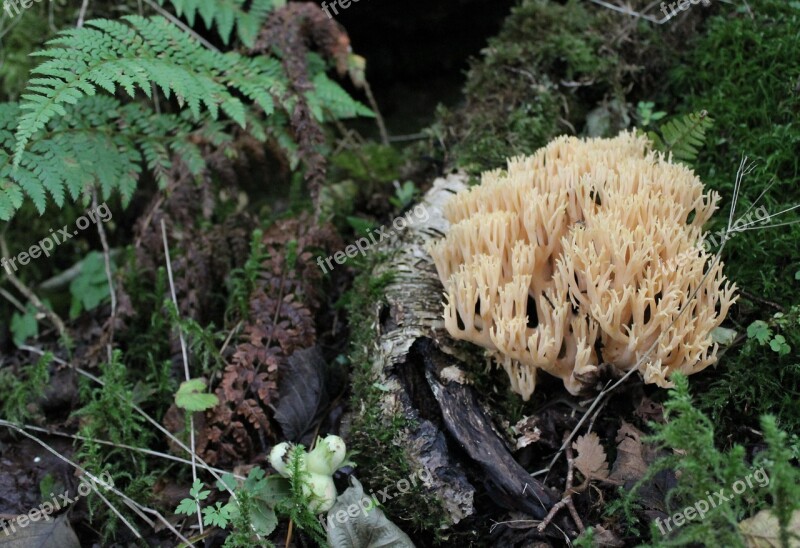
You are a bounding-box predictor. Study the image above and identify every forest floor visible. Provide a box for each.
[0,1,799,547]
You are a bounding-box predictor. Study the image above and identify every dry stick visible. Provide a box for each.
[93,191,116,320]
[0,237,67,339]
[89,483,142,539]
[17,344,258,538]
[160,219,203,536]
[76,0,89,27]
[93,191,116,363]
[538,434,585,534]
[6,421,242,479]
[362,80,389,146]
[588,0,668,24]
[0,420,193,545]
[0,286,26,313]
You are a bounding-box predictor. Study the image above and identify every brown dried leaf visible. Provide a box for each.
[739,509,800,547]
[572,432,609,480]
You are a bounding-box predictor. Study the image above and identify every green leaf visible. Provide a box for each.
[648,110,714,164]
[11,304,39,347]
[69,251,113,319]
[769,334,790,355]
[176,378,219,412]
[326,477,414,548]
[189,478,211,501]
[747,320,772,345]
[202,502,231,528]
[176,497,199,516]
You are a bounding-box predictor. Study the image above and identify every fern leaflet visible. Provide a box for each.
[13,15,285,167]
[160,0,276,47]
[648,110,714,164]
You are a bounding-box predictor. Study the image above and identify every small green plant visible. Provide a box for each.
[69,251,113,319]
[0,351,52,422]
[176,478,212,520]
[627,374,800,547]
[10,302,40,347]
[389,181,418,210]
[636,101,667,128]
[175,378,219,412]
[748,316,793,356]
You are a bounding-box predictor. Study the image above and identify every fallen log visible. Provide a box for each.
[342,173,558,535]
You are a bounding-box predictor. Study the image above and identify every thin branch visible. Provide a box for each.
[160,218,202,535]
[6,421,242,479]
[0,420,192,546]
[76,0,89,28]
[0,237,67,339]
[362,80,389,146]
[89,482,142,540]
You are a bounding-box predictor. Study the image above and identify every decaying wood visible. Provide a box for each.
[343,173,557,530]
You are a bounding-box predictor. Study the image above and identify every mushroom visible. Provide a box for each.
[428,132,737,400]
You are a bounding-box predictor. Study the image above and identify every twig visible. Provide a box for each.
[0,420,192,545]
[538,434,585,534]
[90,482,142,539]
[5,421,242,479]
[76,0,89,28]
[738,289,784,312]
[588,0,669,24]
[93,191,116,320]
[362,80,389,146]
[0,286,26,313]
[0,237,67,339]
[160,218,202,535]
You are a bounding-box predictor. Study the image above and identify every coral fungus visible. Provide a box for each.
[429,132,737,399]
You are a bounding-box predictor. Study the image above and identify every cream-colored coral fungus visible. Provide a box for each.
[428,132,737,400]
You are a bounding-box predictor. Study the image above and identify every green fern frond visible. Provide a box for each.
[648,110,714,164]
[307,72,375,121]
[161,0,275,47]
[0,95,231,219]
[13,15,284,167]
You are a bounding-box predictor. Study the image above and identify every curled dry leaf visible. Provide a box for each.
[572,432,609,480]
[739,508,800,548]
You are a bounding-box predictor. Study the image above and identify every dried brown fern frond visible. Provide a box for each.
[200,214,341,466]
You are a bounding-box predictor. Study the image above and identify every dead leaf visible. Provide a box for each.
[274,347,345,445]
[512,416,541,450]
[608,422,675,513]
[572,432,609,480]
[0,515,80,548]
[591,524,625,547]
[634,396,665,424]
[739,509,800,547]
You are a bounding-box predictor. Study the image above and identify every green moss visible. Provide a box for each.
[662,0,800,300]
[341,265,451,541]
[428,0,673,174]
[652,0,800,439]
